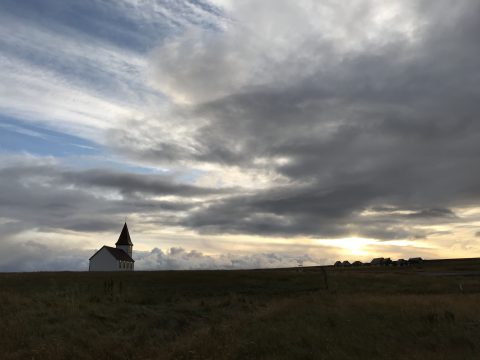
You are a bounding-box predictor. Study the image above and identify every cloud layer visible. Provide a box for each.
[2,1,480,270]
[109,1,480,240]
[135,247,319,270]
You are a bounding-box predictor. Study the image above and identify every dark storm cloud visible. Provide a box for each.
[3,1,480,246]
[0,160,219,235]
[104,1,480,240]
[404,208,457,219]
[60,168,228,197]
[181,182,456,240]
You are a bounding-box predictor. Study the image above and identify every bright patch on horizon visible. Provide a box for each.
[316,237,437,257]
[316,237,378,256]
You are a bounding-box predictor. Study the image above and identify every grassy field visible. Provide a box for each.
[1,259,480,359]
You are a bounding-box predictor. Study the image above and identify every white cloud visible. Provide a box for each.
[0,1,227,142]
[117,0,227,30]
[150,0,423,104]
[132,246,322,270]
[0,12,152,139]
[0,55,134,140]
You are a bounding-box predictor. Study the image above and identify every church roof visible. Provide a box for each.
[89,246,134,262]
[115,222,133,246]
[105,246,134,262]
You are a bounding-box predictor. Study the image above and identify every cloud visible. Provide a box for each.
[104,0,480,241]
[0,156,225,236]
[404,208,457,219]
[0,239,92,272]
[60,168,231,197]
[2,1,480,268]
[0,235,322,271]
[0,15,144,140]
[0,0,226,141]
[135,247,321,270]
[149,0,422,104]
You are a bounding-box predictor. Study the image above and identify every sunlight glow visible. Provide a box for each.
[316,237,377,256]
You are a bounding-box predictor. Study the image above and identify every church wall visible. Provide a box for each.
[118,260,134,271]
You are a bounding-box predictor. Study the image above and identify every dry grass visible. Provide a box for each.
[1,260,480,359]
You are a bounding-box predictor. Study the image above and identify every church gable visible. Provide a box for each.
[89,247,119,271]
[89,246,111,261]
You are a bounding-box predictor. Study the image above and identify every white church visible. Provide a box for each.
[89,222,135,271]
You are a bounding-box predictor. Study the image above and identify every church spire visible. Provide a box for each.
[115,222,133,246]
[115,222,133,258]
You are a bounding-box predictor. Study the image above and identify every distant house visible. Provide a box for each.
[408,257,423,264]
[89,222,135,271]
[396,259,407,266]
[371,257,385,266]
[371,257,392,266]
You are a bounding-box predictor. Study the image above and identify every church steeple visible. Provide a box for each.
[115,222,133,258]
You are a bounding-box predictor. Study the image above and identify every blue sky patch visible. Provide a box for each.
[0,116,100,157]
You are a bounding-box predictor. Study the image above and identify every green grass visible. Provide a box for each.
[1,260,480,359]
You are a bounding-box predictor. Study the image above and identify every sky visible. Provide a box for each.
[1,0,480,271]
